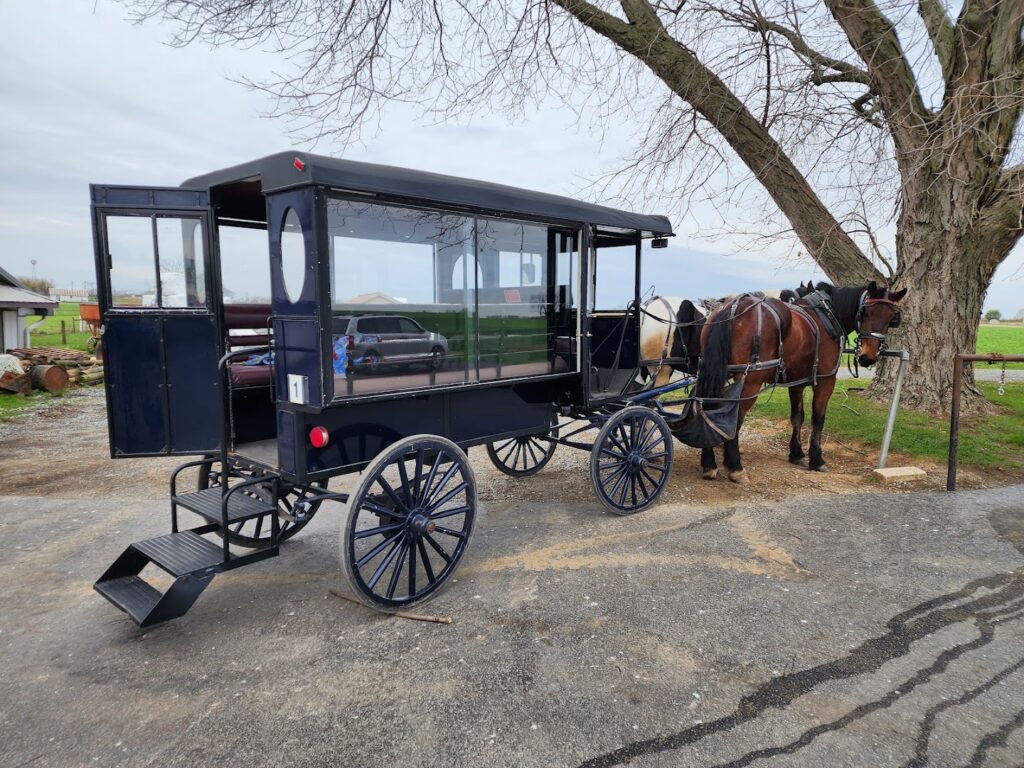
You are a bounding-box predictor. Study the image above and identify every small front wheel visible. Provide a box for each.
[590,406,673,515]
[486,430,557,477]
[342,435,476,611]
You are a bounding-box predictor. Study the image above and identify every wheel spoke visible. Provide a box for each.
[429,504,472,520]
[356,532,399,569]
[498,439,517,464]
[524,439,539,466]
[599,445,627,459]
[424,533,453,564]
[599,462,629,483]
[420,449,445,505]
[606,467,630,504]
[361,498,407,519]
[366,536,405,590]
[377,476,410,514]
[408,541,417,596]
[417,538,436,584]
[385,541,409,599]
[639,466,662,490]
[426,481,469,513]
[412,448,424,503]
[433,525,466,539]
[353,522,405,539]
[424,461,460,508]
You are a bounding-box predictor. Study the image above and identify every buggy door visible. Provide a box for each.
[91,186,221,457]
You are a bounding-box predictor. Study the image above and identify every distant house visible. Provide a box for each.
[0,266,58,351]
[342,291,406,305]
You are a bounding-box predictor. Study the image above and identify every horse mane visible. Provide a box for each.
[813,282,866,331]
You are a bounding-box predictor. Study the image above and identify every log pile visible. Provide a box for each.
[0,347,105,396]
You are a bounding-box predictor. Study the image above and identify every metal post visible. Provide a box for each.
[877,349,909,469]
[945,352,1024,491]
[946,354,964,491]
[61,320,67,345]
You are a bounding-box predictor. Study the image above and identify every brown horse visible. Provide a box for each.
[695,281,908,482]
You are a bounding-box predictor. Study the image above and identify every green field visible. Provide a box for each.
[745,380,1024,471]
[24,303,93,352]
[976,322,1024,369]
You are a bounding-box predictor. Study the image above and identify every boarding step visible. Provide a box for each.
[174,486,277,525]
[93,530,225,627]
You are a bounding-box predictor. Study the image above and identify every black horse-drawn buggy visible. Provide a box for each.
[88,152,722,626]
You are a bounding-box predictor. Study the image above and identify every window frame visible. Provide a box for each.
[101,209,212,313]
[321,189,585,404]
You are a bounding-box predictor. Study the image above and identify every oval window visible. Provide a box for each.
[280,208,306,303]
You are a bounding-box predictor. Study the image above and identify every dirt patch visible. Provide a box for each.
[0,388,997,504]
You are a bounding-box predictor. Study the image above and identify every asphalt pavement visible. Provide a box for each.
[1,483,1023,767]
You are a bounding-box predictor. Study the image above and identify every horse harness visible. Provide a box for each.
[722,292,843,388]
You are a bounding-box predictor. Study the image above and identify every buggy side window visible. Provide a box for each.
[328,197,477,397]
[105,214,207,308]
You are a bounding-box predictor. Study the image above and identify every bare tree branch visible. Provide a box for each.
[556,0,881,281]
[822,0,932,160]
[917,0,954,80]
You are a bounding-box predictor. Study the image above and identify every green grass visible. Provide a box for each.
[744,380,1024,471]
[0,391,56,422]
[976,323,1024,369]
[24,302,93,352]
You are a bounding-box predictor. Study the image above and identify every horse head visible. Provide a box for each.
[855,281,908,367]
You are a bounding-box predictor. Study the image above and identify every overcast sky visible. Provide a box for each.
[1,0,1021,314]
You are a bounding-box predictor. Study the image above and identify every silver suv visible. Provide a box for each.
[333,315,448,371]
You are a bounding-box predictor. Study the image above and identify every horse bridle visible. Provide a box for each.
[855,293,903,354]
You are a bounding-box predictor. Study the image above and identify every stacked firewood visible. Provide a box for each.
[0,347,105,395]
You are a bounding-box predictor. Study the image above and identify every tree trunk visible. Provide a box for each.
[868,181,998,413]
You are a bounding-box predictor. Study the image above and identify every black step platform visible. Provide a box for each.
[174,486,277,525]
[94,529,276,627]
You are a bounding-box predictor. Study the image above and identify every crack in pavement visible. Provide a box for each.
[577,567,1024,768]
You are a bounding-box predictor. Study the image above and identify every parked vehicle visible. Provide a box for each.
[88,151,686,627]
[332,315,448,372]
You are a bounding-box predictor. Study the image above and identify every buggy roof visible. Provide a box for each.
[182,151,673,236]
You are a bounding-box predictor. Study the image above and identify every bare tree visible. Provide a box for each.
[129,0,1024,410]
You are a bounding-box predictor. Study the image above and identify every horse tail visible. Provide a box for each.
[696,306,732,400]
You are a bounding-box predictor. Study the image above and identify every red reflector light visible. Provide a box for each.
[309,426,329,448]
[293,157,306,171]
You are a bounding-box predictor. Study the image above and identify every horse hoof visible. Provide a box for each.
[789,456,807,466]
[810,464,828,473]
[728,469,748,484]
[701,468,719,481]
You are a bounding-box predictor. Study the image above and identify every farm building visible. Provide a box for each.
[0,266,57,352]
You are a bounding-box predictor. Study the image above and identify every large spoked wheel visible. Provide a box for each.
[486,428,558,478]
[342,435,476,612]
[590,406,673,515]
[198,461,326,548]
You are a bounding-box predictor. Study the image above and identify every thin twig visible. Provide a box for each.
[329,587,454,624]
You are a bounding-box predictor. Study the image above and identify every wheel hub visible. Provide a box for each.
[408,513,437,538]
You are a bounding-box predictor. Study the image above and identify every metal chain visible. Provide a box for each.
[998,361,1007,396]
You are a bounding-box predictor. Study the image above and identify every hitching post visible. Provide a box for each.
[877,349,910,469]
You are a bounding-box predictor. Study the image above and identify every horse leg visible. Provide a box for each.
[723,416,746,483]
[808,378,836,472]
[788,386,807,465]
[725,381,760,484]
[700,447,718,480]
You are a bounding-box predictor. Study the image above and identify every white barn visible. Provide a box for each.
[0,266,58,352]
